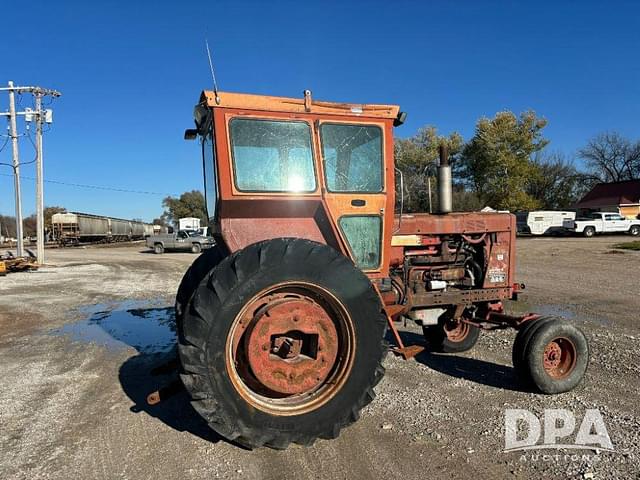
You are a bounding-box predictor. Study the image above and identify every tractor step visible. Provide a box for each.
[380,302,423,359]
[392,344,425,359]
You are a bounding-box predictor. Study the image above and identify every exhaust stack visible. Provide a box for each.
[437,143,452,214]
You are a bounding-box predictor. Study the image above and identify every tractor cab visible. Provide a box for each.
[186,89,405,278]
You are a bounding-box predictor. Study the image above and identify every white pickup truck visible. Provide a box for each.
[569,212,640,238]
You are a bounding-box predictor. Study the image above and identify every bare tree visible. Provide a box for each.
[578,132,640,182]
[527,152,592,209]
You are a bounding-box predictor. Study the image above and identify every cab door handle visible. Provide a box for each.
[351,199,366,207]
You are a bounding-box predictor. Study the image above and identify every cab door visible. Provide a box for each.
[613,214,629,232]
[603,214,619,232]
[316,121,389,275]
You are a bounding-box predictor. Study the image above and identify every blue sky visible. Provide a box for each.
[2,0,639,221]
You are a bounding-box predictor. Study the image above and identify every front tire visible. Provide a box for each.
[514,318,588,394]
[512,316,557,377]
[178,238,387,449]
[191,243,202,254]
[629,225,640,236]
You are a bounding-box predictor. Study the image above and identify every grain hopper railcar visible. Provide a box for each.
[51,212,154,245]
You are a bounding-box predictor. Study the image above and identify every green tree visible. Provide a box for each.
[452,188,483,212]
[162,190,207,226]
[459,111,548,210]
[394,126,464,213]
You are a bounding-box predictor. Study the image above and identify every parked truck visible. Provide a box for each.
[146,230,213,254]
[569,212,640,237]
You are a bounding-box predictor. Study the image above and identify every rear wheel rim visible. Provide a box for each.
[542,337,577,379]
[225,281,356,416]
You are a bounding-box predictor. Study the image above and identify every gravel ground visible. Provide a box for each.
[0,237,638,479]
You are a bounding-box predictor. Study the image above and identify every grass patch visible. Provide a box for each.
[613,241,640,251]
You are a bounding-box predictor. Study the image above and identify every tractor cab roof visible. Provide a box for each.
[199,90,401,121]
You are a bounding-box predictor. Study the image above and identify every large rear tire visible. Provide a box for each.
[178,238,387,449]
[175,245,227,339]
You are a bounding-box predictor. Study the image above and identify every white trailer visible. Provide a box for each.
[178,217,201,231]
[516,211,575,235]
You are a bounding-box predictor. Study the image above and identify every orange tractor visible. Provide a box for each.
[172,89,588,449]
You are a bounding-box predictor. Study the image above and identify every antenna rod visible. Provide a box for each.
[205,38,220,104]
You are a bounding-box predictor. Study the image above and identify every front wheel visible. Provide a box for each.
[190,243,202,254]
[513,317,588,394]
[629,225,640,236]
[179,238,387,449]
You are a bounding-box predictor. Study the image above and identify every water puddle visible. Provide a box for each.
[53,299,176,353]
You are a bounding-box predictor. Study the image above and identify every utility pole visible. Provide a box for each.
[7,81,24,257]
[34,91,45,263]
[1,81,60,263]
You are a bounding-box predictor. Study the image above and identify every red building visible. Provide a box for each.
[575,180,640,219]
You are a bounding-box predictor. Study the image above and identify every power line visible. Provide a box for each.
[1,82,61,260]
[0,172,177,196]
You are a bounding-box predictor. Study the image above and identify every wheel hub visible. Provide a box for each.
[543,337,577,379]
[444,321,469,342]
[242,294,339,395]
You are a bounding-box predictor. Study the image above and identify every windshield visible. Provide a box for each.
[229,118,316,192]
